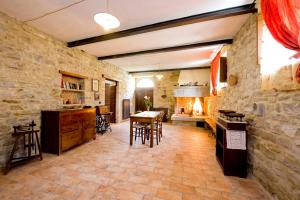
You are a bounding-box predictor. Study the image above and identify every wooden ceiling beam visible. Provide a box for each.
[128,66,211,74]
[97,39,232,60]
[67,3,256,47]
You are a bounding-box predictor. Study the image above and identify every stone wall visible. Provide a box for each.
[216,14,300,200]
[0,12,134,169]
[134,71,180,118]
[203,96,218,119]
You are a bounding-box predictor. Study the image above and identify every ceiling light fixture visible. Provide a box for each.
[156,75,164,80]
[94,0,120,30]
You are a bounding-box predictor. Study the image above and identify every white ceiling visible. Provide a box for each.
[0,0,254,72]
[81,15,250,57]
[106,45,221,72]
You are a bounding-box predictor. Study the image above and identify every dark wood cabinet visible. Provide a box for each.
[41,108,96,155]
[216,117,247,178]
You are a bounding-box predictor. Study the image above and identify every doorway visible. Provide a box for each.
[105,79,117,123]
[135,87,154,112]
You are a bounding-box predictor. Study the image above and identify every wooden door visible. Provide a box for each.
[135,88,153,112]
[122,99,130,120]
[105,79,117,123]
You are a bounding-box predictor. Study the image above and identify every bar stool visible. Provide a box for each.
[5,120,43,174]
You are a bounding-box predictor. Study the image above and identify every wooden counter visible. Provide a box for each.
[41,108,96,155]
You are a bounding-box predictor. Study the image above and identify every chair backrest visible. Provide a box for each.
[158,111,164,122]
[153,107,168,122]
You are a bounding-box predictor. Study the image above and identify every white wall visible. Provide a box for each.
[178,69,210,86]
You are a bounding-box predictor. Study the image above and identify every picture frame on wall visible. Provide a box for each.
[94,92,99,100]
[92,79,99,91]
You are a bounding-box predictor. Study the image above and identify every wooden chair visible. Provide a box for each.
[5,121,43,174]
[151,111,164,141]
[157,111,164,139]
[145,123,160,145]
[133,123,146,144]
[145,111,164,145]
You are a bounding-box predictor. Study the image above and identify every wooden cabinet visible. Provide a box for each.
[41,108,96,155]
[216,117,247,178]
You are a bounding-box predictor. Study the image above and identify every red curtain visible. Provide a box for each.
[261,0,300,58]
[296,64,300,83]
[211,51,221,96]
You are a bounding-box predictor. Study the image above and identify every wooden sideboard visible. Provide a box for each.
[216,117,247,178]
[41,108,96,155]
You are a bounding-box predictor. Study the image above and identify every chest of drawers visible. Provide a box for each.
[41,108,96,155]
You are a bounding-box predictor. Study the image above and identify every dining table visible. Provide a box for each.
[130,111,160,148]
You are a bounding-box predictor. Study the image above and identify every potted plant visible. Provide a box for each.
[144,96,152,111]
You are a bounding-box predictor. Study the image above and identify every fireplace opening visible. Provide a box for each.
[193,97,203,116]
[175,97,204,116]
[171,97,207,126]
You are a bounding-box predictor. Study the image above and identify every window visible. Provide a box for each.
[136,78,154,88]
[258,19,300,90]
[261,24,297,75]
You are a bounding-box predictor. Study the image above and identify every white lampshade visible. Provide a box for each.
[94,13,120,30]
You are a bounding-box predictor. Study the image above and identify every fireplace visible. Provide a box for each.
[171,97,207,126]
[175,97,204,116]
[171,69,210,126]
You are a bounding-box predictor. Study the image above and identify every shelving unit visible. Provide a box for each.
[216,117,247,178]
[61,104,83,107]
[59,70,86,107]
[61,89,85,93]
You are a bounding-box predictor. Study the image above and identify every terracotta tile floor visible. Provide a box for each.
[0,122,272,200]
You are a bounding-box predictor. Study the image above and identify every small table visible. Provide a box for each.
[130,111,160,148]
[5,121,43,174]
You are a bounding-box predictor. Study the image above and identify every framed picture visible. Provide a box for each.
[92,79,99,91]
[94,92,99,100]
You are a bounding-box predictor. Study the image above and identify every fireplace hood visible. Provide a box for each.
[174,69,210,97]
[173,86,209,97]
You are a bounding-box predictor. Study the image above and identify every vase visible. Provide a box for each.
[146,107,150,111]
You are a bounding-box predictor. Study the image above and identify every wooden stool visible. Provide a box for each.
[5,120,43,174]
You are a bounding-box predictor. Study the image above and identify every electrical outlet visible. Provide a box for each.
[253,103,265,116]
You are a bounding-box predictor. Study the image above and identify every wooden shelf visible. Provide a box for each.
[59,70,88,79]
[62,104,83,107]
[61,88,85,93]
